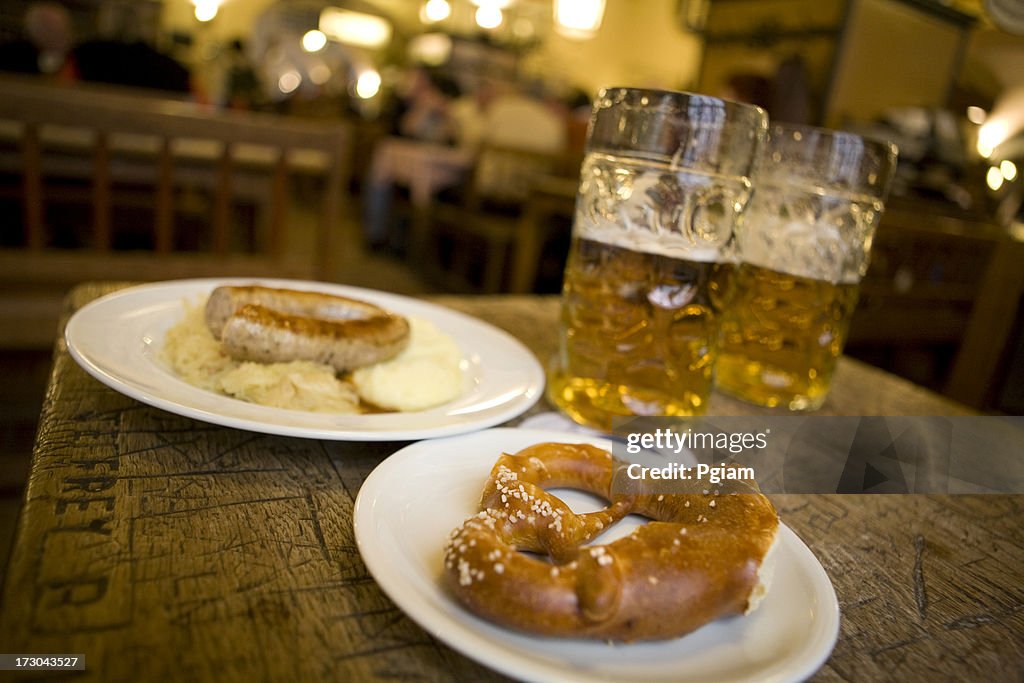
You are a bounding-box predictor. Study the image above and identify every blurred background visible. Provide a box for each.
[0,0,1022,558]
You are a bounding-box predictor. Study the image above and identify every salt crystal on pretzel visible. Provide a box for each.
[442,442,779,641]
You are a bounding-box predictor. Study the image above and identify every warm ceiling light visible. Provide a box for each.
[320,8,392,49]
[302,30,327,52]
[309,63,331,85]
[278,70,302,94]
[469,0,512,8]
[193,0,219,22]
[420,0,451,23]
[1000,159,1018,181]
[355,69,382,99]
[978,120,1008,156]
[966,106,986,125]
[408,33,452,66]
[475,5,503,29]
[987,166,1004,191]
[512,18,535,40]
[553,0,606,39]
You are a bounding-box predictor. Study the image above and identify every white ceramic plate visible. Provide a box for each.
[355,428,840,683]
[64,278,544,441]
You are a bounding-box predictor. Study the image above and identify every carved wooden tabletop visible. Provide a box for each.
[0,282,1019,682]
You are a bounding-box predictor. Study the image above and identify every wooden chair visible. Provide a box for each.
[0,76,351,348]
[418,144,568,293]
[847,200,1023,409]
[507,174,577,293]
[944,236,1024,408]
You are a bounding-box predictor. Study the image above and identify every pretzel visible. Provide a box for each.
[443,442,779,641]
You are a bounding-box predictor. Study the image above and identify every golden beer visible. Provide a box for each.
[547,88,766,430]
[714,124,897,410]
[716,263,859,410]
[547,237,736,430]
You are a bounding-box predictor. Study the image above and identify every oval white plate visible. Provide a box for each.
[65,278,544,441]
[355,428,840,683]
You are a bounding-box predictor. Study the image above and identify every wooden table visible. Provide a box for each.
[367,136,473,253]
[368,137,473,208]
[1,283,1020,682]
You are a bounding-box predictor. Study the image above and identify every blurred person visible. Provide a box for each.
[222,40,265,110]
[0,2,192,96]
[386,67,462,144]
[479,86,567,154]
[771,54,813,124]
[73,0,192,94]
[0,1,75,78]
[721,72,773,112]
[72,39,191,94]
[448,77,499,151]
[460,84,568,210]
[364,68,464,248]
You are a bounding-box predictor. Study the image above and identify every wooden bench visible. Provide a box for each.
[0,76,352,348]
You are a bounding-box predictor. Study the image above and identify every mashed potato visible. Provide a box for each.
[162,299,463,413]
[351,317,464,411]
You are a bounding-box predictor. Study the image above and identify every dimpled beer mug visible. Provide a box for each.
[716,123,898,410]
[547,88,767,430]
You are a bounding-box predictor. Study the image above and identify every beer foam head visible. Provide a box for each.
[739,184,883,284]
[574,221,724,263]
[741,219,855,283]
[573,153,751,263]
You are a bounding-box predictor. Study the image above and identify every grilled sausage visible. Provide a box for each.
[204,285,410,372]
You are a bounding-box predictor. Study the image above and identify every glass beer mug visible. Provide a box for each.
[715,123,898,410]
[547,88,767,430]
